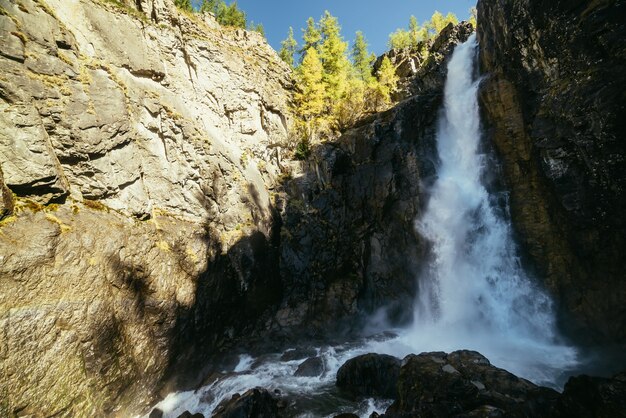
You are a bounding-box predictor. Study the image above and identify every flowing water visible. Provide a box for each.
[144,34,578,418]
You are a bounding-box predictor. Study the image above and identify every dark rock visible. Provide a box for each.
[212,387,282,418]
[336,353,401,399]
[294,356,324,377]
[280,348,318,362]
[0,166,13,220]
[551,373,626,418]
[274,90,444,339]
[383,350,559,418]
[334,414,359,418]
[148,409,164,418]
[477,0,626,343]
[177,412,204,418]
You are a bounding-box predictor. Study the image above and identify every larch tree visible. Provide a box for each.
[301,17,321,54]
[294,47,326,144]
[351,31,374,83]
[374,56,398,110]
[279,27,298,69]
[318,11,351,109]
[174,0,192,12]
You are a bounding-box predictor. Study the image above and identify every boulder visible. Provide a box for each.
[383,350,559,418]
[294,357,324,377]
[280,348,318,362]
[212,387,282,418]
[336,354,401,400]
[551,373,626,418]
[177,412,204,418]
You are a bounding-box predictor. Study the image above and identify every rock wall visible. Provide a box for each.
[0,0,291,415]
[477,0,626,343]
[0,0,473,414]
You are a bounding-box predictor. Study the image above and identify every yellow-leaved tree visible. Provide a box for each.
[293,47,326,158]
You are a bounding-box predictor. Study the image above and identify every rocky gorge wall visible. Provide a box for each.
[0,0,474,416]
[477,0,626,343]
[0,0,292,415]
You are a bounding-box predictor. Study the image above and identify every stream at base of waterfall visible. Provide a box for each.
[143,34,579,418]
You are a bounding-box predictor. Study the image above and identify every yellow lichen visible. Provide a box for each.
[156,240,170,252]
[45,213,71,233]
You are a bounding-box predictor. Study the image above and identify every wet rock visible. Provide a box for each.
[477,0,626,343]
[382,350,560,418]
[280,348,318,362]
[177,411,204,418]
[552,373,626,418]
[294,356,324,377]
[148,409,164,418]
[336,354,401,400]
[212,387,282,418]
[334,414,359,418]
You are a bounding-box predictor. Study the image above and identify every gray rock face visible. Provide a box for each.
[0,0,290,416]
[477,0,626,342]
[0,2,469,417]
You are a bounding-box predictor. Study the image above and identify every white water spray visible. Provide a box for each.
[143,35,578,418]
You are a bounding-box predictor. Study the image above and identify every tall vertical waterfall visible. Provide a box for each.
[399,34,577,384]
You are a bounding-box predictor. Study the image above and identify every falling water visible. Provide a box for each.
[143,35,578,418]
[389,33,578,383]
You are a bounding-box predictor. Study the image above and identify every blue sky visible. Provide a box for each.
[224,0,476,55]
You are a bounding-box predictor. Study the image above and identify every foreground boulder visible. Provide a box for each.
[336,350,626,418]
[336,353,401,399]
[383,351,558,417]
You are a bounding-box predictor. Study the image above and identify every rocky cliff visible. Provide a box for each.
[477,0,626,343]
[0,0,475,416]
[0,0,291,415]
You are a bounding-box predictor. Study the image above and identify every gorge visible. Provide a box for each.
[0,0,624,417]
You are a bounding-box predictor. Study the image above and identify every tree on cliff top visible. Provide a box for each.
[279,27,298,69]
[294,47,326,145]
[175,0,192,12]
[319,11,351,107]
[352,31,375,83]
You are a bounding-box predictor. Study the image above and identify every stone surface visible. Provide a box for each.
[294,356,325,377]
[0,1,473,416]
[477,0,626,342]
[0,0,290,416]
[381,350,559,418]
[336,354,401,400]
[212,387,283,418]
[552,372,626,418]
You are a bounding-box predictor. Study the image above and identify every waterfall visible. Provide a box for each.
[142,34,579,418]
[395,33,577,384]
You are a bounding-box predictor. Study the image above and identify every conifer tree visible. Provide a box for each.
[294,47,326,143]
[469,7,478,28]
[200,0,219,14]
[352,31,374,83]
[374,56,398,110]
[174,0,192,12]
[279,27,298,69]
[318,11,350,107]
[301,17,321,54]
